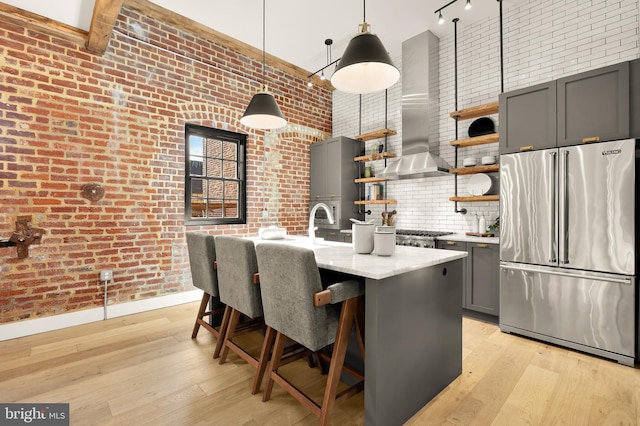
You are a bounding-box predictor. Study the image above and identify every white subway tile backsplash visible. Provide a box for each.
[333,0,639,234]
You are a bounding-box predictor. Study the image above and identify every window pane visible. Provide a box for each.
[190,158,204,177]
[207,179,223,198]
[191,178,204,197]
[207,200,224,218]
[225,199,239,218]
[191,198,206,217]
[189,136,204,156]
[224,181,238,198]
[223,141,237,161]
[206,138,222,159]
[205,158,222,178]
[223,160,237,179]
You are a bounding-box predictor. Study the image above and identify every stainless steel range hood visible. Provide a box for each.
[379,30,450,180]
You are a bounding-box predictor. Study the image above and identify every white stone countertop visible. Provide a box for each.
[436,233,499,245]
[250,235,467,280]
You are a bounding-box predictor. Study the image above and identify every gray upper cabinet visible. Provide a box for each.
[557,61,630,146]
[310,142,326,199]
[310,136,359,200]
[499,81,557,154]
[630,58,640,139]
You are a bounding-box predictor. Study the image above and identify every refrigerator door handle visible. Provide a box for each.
[548,151,557,263]
[559,150,569,265]
[500,263,633,285]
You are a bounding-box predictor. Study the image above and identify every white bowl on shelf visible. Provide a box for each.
[462,157,477,167]
[481,155,496,165]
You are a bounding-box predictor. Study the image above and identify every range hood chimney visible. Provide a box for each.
[379,30,450,180]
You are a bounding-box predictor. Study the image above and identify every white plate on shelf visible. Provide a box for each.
[462,157,477,167]
[467,173,492,196]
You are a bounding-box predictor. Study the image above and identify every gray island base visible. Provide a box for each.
[252,237,467,425]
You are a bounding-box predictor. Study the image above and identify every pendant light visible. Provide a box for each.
[331,0,399,94]
[240,0,287,130]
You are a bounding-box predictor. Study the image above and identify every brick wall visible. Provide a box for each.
[0,7,332,324]
[333,0,639,233]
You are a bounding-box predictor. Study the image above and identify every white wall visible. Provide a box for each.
[333,0,640,233]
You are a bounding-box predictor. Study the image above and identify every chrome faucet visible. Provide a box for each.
[308,202,334,244]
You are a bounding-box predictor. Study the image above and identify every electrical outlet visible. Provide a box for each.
[100,270,113,281]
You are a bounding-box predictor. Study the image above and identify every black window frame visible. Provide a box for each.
[184,123,247,226]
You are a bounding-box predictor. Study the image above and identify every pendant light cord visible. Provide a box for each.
[363,0,366,22]
[262,0,266,87]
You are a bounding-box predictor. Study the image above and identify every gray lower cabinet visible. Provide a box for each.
[341,232,352,243]
[315,228,341,242]
[557,61,629,146]
[437,240,499,316]
[499,81,557,154]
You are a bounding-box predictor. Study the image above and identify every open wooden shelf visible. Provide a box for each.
[450,102,499,120]
[355,129,397,141]
[354,152,397,162]
[354,177,387,183]
[449,164,499,175]
[450,133,500,147]
[354,200,397,205]
[449,195,499,202]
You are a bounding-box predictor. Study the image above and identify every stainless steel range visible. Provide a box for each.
[396,229,453,248]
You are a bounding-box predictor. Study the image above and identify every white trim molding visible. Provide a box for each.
[0,290,202,342]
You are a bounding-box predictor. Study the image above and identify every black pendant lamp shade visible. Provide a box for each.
[240,0,287,130]
[331,24,400,94]
[240,86,287,130]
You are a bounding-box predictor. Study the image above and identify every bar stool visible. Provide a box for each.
[186,232,224,341]
[213,235,270,394]
[255,243,365,425]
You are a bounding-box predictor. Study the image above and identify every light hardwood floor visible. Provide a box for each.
[1,301,638,425]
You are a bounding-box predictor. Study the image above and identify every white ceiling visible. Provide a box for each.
[3,0,524,75]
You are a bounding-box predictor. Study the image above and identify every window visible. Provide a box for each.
[185,124,247,225]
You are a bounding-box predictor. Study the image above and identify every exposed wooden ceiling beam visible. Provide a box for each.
[123,0,334,91]
[0,2,87,45]
[86,0,125,54]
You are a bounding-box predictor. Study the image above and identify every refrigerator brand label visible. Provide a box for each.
[602,149,622,156]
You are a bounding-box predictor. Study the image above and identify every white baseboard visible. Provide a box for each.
[0,290,202,342]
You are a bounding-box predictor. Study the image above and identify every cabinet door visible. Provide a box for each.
[630,59,640,139]
[557,62,630,146]
[310,142,325,200]
[436,240,467,307]
[341,232,353,243]
[499,81,557,154]
[325,138,342,198]
[466,243,499,316]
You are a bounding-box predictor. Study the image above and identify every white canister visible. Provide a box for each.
[374,226,396,256]
[479,215,486,233]
[352,223,374,254]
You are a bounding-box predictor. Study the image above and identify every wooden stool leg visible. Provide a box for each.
[319,298,356,426]
[355,295,366,361]
[219,308,241,364]
[262,331,287,402]
[213,305,232,359]
[252,326,276,395]
[191,292,210,338]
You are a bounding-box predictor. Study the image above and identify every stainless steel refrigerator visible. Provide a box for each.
[499,138,637,366]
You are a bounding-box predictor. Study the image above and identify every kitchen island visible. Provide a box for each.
[253,236,467,425]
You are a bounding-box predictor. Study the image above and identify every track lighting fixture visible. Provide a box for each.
[435,0,473,25]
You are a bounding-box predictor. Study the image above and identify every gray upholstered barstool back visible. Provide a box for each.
[186,232,218,297]
[214,236,262,318]
[255,243,338,352]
